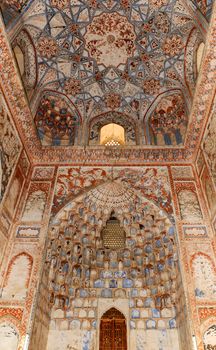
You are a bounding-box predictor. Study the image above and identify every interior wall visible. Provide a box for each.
[0,91,29,263]
[0,163,215,349]
[0,3,215,349]
[196,107,216,234]
[195,107,216,349]
[43,179,182,350]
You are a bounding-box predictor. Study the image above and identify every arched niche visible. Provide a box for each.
[100,123,125,146]
[144,91,189,146]
[22,189,47,222]
[0,322,19,350]
[88,111,137,146]
[12,29,37,99]
[196,42,205,73]
[13,46,25,76]
[177,188,203,223]
[34,178,193,350]
[191,253,216,299]
[2,252,33,300]
[43,180,186,350]
[34,91,82,146]
[203,324,216,349]
[47,180,179,316]
[184,27,203,97]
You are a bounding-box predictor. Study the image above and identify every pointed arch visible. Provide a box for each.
[100,308,127,350]
[34,90,82,146]
[2,252,33,300]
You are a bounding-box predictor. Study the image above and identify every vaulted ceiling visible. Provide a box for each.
[0,0,215,164]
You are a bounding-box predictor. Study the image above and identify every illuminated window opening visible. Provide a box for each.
[101,215,125,249]
[100,123,125,147]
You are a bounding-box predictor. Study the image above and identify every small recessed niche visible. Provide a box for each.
[13,45,25,76]
[197,42,205,73]
[100,123,125,147]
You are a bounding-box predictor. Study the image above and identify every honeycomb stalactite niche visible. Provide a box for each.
[35,92,81,147]
[43,180,184,339]
[147,93,188,146]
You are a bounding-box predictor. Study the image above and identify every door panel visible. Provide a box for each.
[100,309,127,350]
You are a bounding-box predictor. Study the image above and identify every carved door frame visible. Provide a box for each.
[99,308,127,350]
[97,299,130,350]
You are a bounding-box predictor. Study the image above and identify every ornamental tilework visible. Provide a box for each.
[53,167,173,216]
[3,0,203,151]
[0,3,215,164]
[0,2,215,350]
[46,181,180,336]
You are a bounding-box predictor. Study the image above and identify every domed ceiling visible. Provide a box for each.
[0,0,215,163]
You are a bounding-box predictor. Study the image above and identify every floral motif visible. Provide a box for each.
[64,78,82,96]
[3,0,26,11]
[120,0,131,9]
[143,79,161,95]
[150,0,168,9]
[37,37,58,59]
[163,35,183,57]
[88,0,98,9]
[85,12,136,67]
[154,13,170,33]
[105,94,121,109]
[50,0,68,9]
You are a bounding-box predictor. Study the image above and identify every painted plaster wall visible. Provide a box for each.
[197,108,216,235]
[46,328,180,350]
[0,92,22,203]
[0,164,215,350]
[195,108,216,350]
[0,4,215,350]
[0,323,19,350]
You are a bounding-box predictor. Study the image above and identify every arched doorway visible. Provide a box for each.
[100,308,127,350]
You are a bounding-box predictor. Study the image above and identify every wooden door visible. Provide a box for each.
[99,308,127,350]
